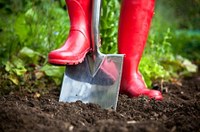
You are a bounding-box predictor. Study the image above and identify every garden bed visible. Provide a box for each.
[0,73,200,132]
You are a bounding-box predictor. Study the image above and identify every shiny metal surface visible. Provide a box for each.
[59,0,124,110]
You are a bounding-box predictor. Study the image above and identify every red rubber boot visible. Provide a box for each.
[48,0,92,65]
[118,0,163,100]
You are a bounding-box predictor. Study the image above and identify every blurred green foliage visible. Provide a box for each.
[164,0,200,30]
[100,0,120,54]
[170,30,200,62]
[0,0,199,94]
[0,0,67,88]
[139,0,199,86]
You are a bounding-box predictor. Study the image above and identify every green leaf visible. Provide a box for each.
[182,59,197,73]
[12,57,25,68]
[8,74,19,85]
[19,47,39,58]
[41,64,65,85]
[12,58,27,76]
[5,61,13,73]
[14,14,29,42]
[13,68,27,76]
[5,59,27,85]
[25,8,38,22]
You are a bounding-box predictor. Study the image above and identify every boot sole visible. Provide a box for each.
[48,48,91,66]
[120,89,163,100]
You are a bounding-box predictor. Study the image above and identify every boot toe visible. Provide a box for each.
[48,50,74,65]
[120,85,163,101]
[48,49,89,65]
[48,50,73,60]
[147,90,163,100]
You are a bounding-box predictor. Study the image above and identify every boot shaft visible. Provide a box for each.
[118,0,155,58]
[118,0,155,75]
[65,0,92,35]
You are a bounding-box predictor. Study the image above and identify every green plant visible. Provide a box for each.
[100,0,120,54]
[141,28,197,87]
[0,0,67,91]
[140,29,172,86]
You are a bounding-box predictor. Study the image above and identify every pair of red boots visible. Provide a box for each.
[48,0,163,100]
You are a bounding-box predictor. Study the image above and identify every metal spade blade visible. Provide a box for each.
[59,0,124,110]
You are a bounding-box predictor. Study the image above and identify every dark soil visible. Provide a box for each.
[0,73,200,132]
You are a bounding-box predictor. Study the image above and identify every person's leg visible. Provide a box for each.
[48,0,92,65]
[118,0,163,100]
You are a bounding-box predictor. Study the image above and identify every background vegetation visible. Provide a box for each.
[0,0,199,95]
